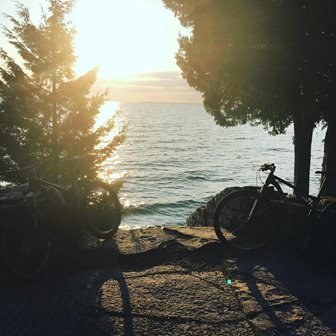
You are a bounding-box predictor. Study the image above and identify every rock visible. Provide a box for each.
[186,186,243,227]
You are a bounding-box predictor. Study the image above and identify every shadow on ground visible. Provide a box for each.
[0,227,336,335]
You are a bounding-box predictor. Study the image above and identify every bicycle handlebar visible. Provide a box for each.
[1,154,94,177]
[260,163,276,173]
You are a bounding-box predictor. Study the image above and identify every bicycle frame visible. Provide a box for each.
[261,169,326,210]
[214,163,331,251]
[31,177,69,193]
[255,165,328,247]
[1,157,121,239]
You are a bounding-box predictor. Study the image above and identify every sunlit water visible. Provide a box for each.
[100,102,326,229]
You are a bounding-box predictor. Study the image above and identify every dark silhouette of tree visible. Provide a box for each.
[164,0,336,194]
[0,0,123,182]
[312,3,336,195]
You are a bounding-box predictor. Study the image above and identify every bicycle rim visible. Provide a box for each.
[85,182,121,239]
[214,189,273,250]
[1,209,50,281]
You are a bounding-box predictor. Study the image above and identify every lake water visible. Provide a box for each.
[100,102,325,229]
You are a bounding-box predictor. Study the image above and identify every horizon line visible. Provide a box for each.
[116,101,203,105]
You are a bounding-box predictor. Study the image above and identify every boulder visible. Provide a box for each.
[186,186,243,227]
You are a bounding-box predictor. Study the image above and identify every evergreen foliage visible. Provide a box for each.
[0,0,123,183]
[164,0,336,193]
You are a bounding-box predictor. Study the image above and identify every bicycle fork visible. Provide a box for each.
[247,187,266,222]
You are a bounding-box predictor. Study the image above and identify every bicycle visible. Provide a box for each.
[213,163,334,251]
[0,165,52,280]
[0,158,121,280]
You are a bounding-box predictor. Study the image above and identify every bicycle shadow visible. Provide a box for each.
[0,264,135,336]
[42,233,137,336]
[69,267,135,336]
[45,228,205,335]
[42,228,225,334]
[48,232,219,336]
[24,226,336,335]
[231,248,336,335]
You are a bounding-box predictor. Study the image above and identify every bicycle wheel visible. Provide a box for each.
[1,206,50,280]
[214,189,274,250]
[84,180,121,239]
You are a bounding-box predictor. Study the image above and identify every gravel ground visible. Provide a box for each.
[0,227,335,335]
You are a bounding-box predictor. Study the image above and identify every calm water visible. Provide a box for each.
[101,103,325,229]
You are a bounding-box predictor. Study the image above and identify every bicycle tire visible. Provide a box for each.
[214,189,275,251]
[1,206,50,281]
[84,180,121,239]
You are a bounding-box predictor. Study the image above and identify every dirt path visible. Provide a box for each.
[0,227,335,335]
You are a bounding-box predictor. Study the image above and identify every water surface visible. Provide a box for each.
[101,103,325,228]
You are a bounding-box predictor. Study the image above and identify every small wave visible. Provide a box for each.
[123,199,200,216]
[175,170,212,181]
[186,175,209,181]
[267,148,288,152]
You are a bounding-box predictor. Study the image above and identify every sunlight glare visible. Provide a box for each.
[72,0,187,78]
[95,101,121,128]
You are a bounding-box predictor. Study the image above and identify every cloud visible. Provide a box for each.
[94,71,203,104]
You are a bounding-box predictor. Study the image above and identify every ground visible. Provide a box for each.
[0,227,335,335]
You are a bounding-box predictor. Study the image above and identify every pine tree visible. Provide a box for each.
[164,0,336,194]
[0,0,123,183]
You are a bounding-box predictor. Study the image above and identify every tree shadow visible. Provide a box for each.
[231,248,336,334]
[5,227,336,335]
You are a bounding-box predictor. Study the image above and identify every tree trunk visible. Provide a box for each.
[322,122,336,195]
[293,119,314,195]
[51,22,58,181]
[51,72,58,181]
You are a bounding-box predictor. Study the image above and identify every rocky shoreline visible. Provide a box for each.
[186,186,243,227]
[0,226,336,335]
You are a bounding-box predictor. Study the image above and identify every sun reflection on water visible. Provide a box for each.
[95,101,125,145]
[96,101,127,188]
[95,101,121,127]
[120,197,145,209]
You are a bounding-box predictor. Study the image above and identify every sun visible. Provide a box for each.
[72,0,186,79]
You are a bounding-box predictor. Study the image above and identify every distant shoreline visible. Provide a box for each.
[121,101,203,105]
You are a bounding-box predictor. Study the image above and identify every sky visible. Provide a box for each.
[0,0,202,103]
